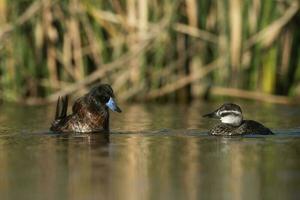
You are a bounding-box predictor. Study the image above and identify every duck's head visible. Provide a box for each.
[89,84,122,113]
[203,103,243,126]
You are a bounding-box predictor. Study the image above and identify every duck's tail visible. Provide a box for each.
[54,96,68,120]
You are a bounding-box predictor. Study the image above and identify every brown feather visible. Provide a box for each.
[50,84,120,133]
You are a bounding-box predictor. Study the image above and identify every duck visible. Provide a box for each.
[203,103,273,136]
[50,84,121,133]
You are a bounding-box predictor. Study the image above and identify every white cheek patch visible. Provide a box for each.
[221,115,242,126]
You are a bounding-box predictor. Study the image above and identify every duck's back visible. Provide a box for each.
[238,120,273,135]
[209,120,273,136]
[50,96,109,133]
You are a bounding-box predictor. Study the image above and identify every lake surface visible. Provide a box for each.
[0,101,300,200]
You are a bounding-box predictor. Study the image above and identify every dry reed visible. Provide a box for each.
[0,0,299,104]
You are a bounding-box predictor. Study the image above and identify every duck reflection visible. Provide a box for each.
[55,133,110,200]
[1,132,300,200]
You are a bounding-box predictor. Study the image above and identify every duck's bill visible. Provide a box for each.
[106,97,122,113]
[202,111,218,118]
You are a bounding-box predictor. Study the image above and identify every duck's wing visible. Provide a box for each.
[72,97,86,115]
[241,120,273,135]
[71,95,110,131]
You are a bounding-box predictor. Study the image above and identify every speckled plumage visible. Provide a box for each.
[204,103,273,136]
[50,84,121,133]
[209,120,273,136]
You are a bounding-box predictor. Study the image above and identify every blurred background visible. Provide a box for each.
[0,0,299,105]
[1,1,300,200]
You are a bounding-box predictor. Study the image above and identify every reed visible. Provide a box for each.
[0,0,299,104]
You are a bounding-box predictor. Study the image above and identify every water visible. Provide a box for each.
[0,101,300,200]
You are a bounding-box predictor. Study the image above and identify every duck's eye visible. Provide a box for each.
[101,95,110,103]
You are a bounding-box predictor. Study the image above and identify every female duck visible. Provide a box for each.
[50,84,121,133]
[203,103,273,136]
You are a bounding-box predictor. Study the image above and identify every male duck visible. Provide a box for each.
[50,84,121,133]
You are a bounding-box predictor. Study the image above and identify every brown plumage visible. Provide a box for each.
[50,84,121,133]
[203,103,273,136]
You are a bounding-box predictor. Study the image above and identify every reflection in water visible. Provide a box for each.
[0,134,110,200]
[111,135,300,200]
[0,133,300,200]
[0,102,300,199]
[62,134,110,200]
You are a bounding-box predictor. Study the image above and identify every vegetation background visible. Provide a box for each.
[0,0,299,105]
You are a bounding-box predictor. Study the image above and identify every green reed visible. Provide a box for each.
[0,0,299,104]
